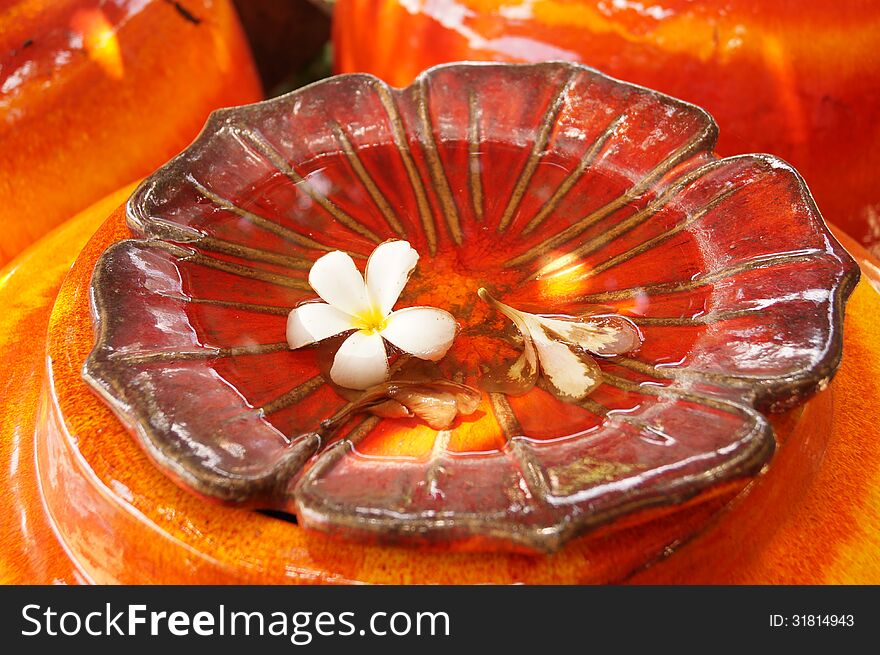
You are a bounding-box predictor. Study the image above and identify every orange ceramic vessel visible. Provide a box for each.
[333,0,880,257]
[0,186,878,583]
[0,0,262,266]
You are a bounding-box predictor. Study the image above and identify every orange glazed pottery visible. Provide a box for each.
[333,0,880,257]
[0,0,262,266]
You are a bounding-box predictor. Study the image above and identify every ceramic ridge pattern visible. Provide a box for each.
[83,62,859,553]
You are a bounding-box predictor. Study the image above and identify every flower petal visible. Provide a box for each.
[381,307,457,361]
[389,389,458,430]
[537,315,641,355]
[330,331,390,389]
[527,316,602,401]
[365,240,419,316]
[287,302,357,349]
[476,288,539,394]
[308,250,371,316]
[368,400,414,420]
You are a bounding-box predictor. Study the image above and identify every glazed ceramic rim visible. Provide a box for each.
[83,61,860,552]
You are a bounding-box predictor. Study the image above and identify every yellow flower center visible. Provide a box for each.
[352,307,388,334]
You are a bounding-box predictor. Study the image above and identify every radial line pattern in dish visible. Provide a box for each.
[187,176,337,254]
[374,82,437,254]
[329,120,407,238]
[574,249,826,304]
[467,90,483,222]
[236,126,383,245]
[507,124,721,268]
[416,77,464,245]
[521,110,629,235]
[496,71,577,233]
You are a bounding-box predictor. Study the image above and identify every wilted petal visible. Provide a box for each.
[368,399,414,420]
[482,329,538,395]
[527,317,602,401]
[386,379,482,430]
[308,250,371,316]
[537,315,641,355]
[322,376,481,430]
[330,331,390,389]
[287,302,357,349]
[365,240,419,316]
[446,384,482,416]
[381,307,456,361]
[389,389,458,430]
[477,288,539,394]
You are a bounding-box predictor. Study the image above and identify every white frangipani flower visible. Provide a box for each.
[287,241,457,390]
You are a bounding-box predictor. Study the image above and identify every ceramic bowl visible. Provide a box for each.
[83,62,858,552]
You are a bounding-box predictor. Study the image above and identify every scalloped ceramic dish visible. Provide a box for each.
[83,62,859,553]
